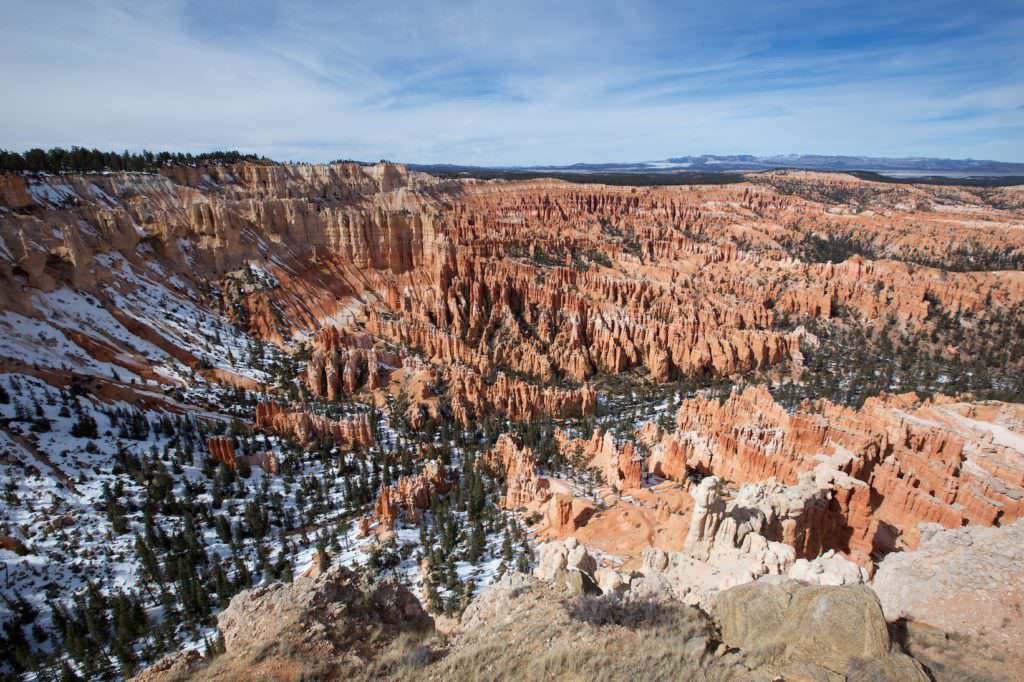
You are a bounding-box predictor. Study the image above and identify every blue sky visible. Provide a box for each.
[1,0,1021,164]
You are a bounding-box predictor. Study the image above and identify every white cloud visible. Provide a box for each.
[0,0,1021,164]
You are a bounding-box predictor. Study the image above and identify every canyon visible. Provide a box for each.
[1,161,1023,680]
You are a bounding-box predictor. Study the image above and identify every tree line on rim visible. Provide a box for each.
[0,147,275,174]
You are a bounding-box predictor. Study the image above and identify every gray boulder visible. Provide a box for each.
[714,579,927,681]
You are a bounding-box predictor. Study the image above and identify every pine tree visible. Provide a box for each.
[134,535,162,584]
[215,515,231,544]
[203,635,215,659]
[467,518,485,563]
[461,577,476,611]
[515,539,532,573]
[313,535,331,571]
[501,526,513,562]
[426,576,443,613]
[214,631,226,655]
[60,660,83,682]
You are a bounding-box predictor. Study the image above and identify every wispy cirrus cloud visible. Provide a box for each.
[0,0,1021,164]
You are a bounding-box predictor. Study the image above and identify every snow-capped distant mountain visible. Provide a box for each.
[412,154,1024,178]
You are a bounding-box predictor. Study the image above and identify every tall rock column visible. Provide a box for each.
[684,476,726,557]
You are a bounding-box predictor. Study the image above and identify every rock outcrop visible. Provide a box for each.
[305,327,384,399]
[205,436,279,474]
[682,476,728,551]
[872,520,1024,680]
[426,570,932,681]
[255,401,374,449]
[206,436,237,468]
[786,550,869,586]
[138,564,939,682]
[650,386,1024,564]
[534,537,601,596]
[571,430,644,491]
[131,649,204,682]
[529,474,869,610]
[485,434,552,509]
[373,459,451,531]
[634,476,801,609]
[133,563,432,682]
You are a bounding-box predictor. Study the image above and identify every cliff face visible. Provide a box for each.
[485,434,551,509]
[0,163,442,326]
[254,400,375,449]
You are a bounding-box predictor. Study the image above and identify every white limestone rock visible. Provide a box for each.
[787,549,868,586]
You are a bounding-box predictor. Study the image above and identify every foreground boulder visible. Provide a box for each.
[134,564,433,681]
[715,579,928,681]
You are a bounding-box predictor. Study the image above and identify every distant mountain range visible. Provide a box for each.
[411,154,1024,178]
